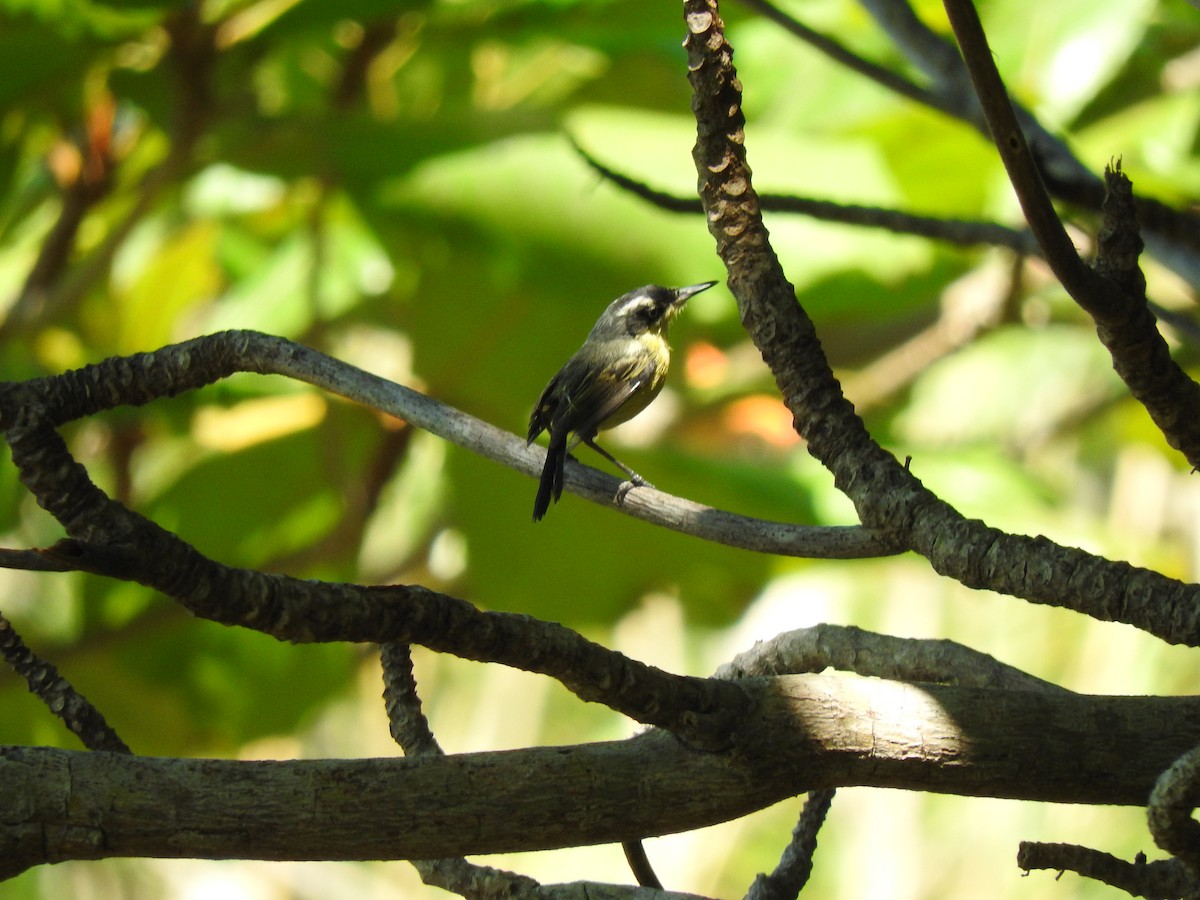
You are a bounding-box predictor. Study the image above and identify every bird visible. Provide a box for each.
[527,281,717,521]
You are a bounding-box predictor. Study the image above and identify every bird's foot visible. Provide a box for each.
[615,475,654,506]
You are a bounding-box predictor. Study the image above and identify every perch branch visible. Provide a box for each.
[0,347,751,748]
[0,331,895,561]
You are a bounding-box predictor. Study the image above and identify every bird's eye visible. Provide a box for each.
[627,299,659,324]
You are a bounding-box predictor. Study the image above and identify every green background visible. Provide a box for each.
[0,0,1198,897]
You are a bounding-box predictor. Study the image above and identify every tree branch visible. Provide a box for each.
[1149,744,1200,874]
[0,357,750,747]
[381,643,550,900]
[683,0,1200,647]
[942,0,1200,471]
[1018,842,1195,898]
[4,672,1200,879]
[0,330,894,561]
[0,613,130,753]
[573,141,1039,254]
[746,788,834,900]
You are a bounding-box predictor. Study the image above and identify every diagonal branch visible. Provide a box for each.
[682,0,1200,647]
[942,0,1200,470]
[0,331,895,561]
[0,613,130,753]
[0,357,749,747]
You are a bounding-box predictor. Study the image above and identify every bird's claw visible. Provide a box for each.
[615,476,654,506]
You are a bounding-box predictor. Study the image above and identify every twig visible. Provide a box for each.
[1018,842,1196,898]
[734,0,946,114]
[623,841,664,890]
[574,141,1039,254]
[0,612,130,753]
[745,789,835,900]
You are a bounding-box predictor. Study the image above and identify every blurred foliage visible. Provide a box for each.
[0,0,1198,897]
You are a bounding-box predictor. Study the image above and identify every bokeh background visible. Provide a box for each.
[1,0,1199,897]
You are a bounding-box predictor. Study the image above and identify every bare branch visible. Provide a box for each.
[4,673,1200,879]
[574,142,1039,254]
[746,789,835,900]
[942,0,1200,473]
[683,0,1200,647]
[0,363,749,746]
[0,331,894,561]
[734,0,949,114]
[1149,744,1200,874]
[0,613,130,753]
[1018,842,1195,898]
[381,643,548,900]
[715,624,1069,695]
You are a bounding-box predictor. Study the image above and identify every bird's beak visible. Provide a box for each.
[674,280,719,307]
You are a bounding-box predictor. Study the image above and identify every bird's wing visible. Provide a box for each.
[564,354,655,439]
[528,370,563,443]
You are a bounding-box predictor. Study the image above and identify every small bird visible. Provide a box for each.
[527,281,717,521]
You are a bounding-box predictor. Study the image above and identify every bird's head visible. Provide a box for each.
[588,281,718,340]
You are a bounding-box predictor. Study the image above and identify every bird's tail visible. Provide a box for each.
[532,438,567,522]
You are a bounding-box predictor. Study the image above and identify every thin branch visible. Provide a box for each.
[734,0,948,114]
[748,0,1200,283]
[1149,744,1200,874]
[1018,842,1196,898]
[940,0,1100,300]
[0,549,72,572]
[574,142,1039,254]
[745,789,835,900]
[0,613,130,753]
[942,0,1200,471]
[623,841,664,890]
[381,642,445,757]
[0,330,896,561]
[381,643,548,900]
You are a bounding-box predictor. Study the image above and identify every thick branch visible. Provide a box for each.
[682,0,1200,646]
[3,673,1199,879]
[0,386,747,747]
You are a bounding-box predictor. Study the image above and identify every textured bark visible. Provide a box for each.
[3,673,1198,878]
[682,0,1200,646]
